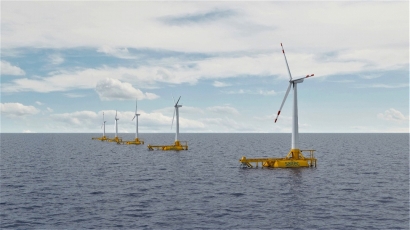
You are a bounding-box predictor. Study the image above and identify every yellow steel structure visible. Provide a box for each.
[147,141,188,151]
[107,136,122,144]
[122,138,144,145]
[92,136,109,141]
[240,149,316,168]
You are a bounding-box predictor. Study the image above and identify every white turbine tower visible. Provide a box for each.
[171,96,182,143]
[101,112,106,138]
[274,43,314,158]
[132,99,140,140]
[114,110,119,138]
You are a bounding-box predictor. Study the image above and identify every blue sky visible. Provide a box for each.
[1,1,409,133]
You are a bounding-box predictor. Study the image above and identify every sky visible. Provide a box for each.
[1,1,409,134]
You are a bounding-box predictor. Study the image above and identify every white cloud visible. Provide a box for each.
[213,81,231,87]
[49,54,64,65]
[46,107,53,112]
[22,130,35,133]
[1,61,25,76]
[1,102,39,117]
[50,111,98,126]
[95,78,159,101]
[223,88,277,95]
[35,101,43,105]
[1,2,408,134]
[258,89,276,95]
[49,109,205,132]
[360,74,381,80]
[138,110,205,130]
[2,2,407,55]
[64,93,86,98]
[181,106,205,115]
[97,46,135,59]
[0,46,407,94]
[356,83,409,89]
[377,108,408,122]
[153,105,204,116]
[200,117,254,132]
[207,105,239,115]
[1,2,407,76]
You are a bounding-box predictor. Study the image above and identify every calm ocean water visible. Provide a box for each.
[1,133,409,229]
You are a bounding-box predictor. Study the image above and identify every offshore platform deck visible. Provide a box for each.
[147,141,188,151]
[240,149,317,168]
[121,138,144,145]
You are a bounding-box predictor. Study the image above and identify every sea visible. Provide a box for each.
[0,133,409,229]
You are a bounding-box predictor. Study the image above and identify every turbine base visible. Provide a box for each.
[147,140,188,151]
[239,149,316,168]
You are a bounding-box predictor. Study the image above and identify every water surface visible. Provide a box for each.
[1,133,408,229]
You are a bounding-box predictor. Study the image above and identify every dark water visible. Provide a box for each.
[1,133,409,229]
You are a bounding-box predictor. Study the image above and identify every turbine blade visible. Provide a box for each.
[135,99,138,113]
[281,43,293,80]
[172,94,175,104]
[132,115,135,121]
[175,96,181,106]
[275,83,292,123]
[171,108,176,129]
[292,73,314,82]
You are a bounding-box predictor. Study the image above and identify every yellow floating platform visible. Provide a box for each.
[239,149,316,168]
[147,141,188,151]
[121,138,144,145]
[92,136,109,141]
[106,137,123,144]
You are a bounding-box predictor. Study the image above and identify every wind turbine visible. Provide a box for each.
[102,112,106,139]
[274,43,314,159]
[171,96,182,144]
[122,99,144,145]
[132,99,140,139]
[92,112,108,141]
[239,43,317,168]
[146,96,187,150]
[115,110,119,139]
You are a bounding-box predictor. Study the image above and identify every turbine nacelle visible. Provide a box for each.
[132,99,140,121]
[115,110,119,121]
[101,112,106,129]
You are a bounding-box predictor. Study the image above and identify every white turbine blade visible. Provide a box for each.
[132,115,135,121]
[135,99,138,113]
[171,108,176,129]
[275,83,292,123]
[175,96,181,106]
[172,94,175,104]
[292,73,315,82]
[281,43,293,80]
